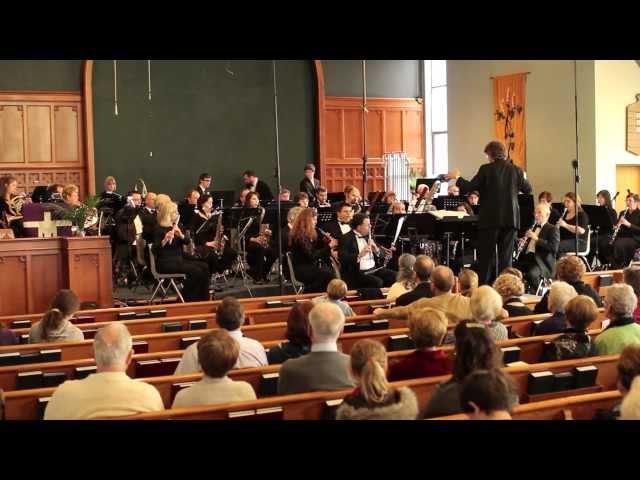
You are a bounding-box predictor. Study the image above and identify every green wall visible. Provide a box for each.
[92,60,316,199]
[0,60,82,91]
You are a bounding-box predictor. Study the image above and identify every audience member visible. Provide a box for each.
[394,255,434,306]
[278,303,354,395]
[469,286,509,341]
[386,253,416,301]
[388,308,450,381]
[312,279,355,317]
[175,297,267,375]
[534,281,577,335]
[336,339,418,420]
[459,369,517,420]
[28,290,83,343]
[493,273,533,317]
[458,269,478,298]
[0,320,18,346]
[595,284,640,355]
[541,295,598,361]
[172,330,257,408]
[44,323,163,419]
[623,265,640,323]
[267,302,314,364]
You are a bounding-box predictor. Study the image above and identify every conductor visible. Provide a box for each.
[446,141,532,285]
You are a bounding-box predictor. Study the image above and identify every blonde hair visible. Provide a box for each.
[493,274,525,301]
[155,194,172,209]
[548,281,578,314]
[287,206,303,225]
[470,286,503,323]
[349,339,389,404]
[62,184,78,200]
[326,279,348,301]
[408,308,448,349]
[459,269,479,297]
[157,201,178,227]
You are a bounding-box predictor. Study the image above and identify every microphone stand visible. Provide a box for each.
[572,60,581,258]
[272,60,284,295]
[361,60,368,201]
[572,159,580,255]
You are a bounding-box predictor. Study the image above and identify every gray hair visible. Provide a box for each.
[93,323,133,368]
[606,283,637,319]
[548,281,578,314]
[309,302,345,343]
[470,286,503,323]
[396,254,416,284]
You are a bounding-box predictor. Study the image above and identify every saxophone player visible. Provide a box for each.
[606,193,640,268]
[513,203,559,294]
[242,192,277,284]
[190,194,237,276]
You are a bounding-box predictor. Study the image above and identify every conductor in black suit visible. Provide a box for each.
[299,163,320,207]
[338,213,396,289]
[449,141,532,285]
[513,203,560,293]
[243,170,274,202]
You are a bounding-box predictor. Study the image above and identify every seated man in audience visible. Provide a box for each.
[595,284,640,355]
[623,265,640,323]
[373,266,472,325]
[394,255,435,307]
[534,256,602,313]
[533,281,577,335]
[388,308,450,381]
[175,297,267,375]
[278,303,355,395]
[44,323,164,419]
[459,369,517,420]
[172,330,257,408]
[312,279,355,317]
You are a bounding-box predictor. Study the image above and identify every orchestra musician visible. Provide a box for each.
[178,189,200,231]
[338,213,396,289]
[448,140,532,285]
[335,185,362,213]
[139,192,158,245]
[242,191,277,284]
[113,191,144,272]
[289,208,337,292]
[594,189,618,265]
[279,189,291,202]
[597,190,618,225]
[189,193,237,275]
[242,170,274,202]
[279,206,304,256]
[195,173,211,197]
[538,191,561,226]
[0,175,26,236]
[605,193,640,268]
[513,203,560,293]
[294,192,309,208]
[556,192,589,256]
[382,192,397,213]
[447,184,460,196]
[321,202,354,243]
[299,163,320,207]
[235,187,251,207]
[152,201,210,301]
[315,186,331,208]
[99,176,124,212]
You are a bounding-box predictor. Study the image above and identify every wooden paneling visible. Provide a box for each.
[30,253,64,313]
[320,96,425,191]
[0,92,87,196]
[0,105,25,164]
[64,237,113,309]
[0,255,29,316]
[616,165,640,211]
[26,105,52,163]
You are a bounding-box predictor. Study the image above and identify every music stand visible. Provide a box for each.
[210,190,235,209]
[31,186,50,203]
[233,216,255,297]
[434,196,465,211]
[583,204,614,270]
[195,210,220,236]
[317,208,336,225]
[327,192,344,204]
[368,191,385,204]
[518,194,535,235]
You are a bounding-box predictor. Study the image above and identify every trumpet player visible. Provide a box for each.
[513,203,559,294]
[606,193,640,268]
[338,213,396,289]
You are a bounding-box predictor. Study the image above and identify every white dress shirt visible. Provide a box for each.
[311,341,339,353]
[355,233,376,271]
[174,329,268,376]
[339,222,352,235]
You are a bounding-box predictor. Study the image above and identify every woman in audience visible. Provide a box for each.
[493,273,533,317]
[623,265,640,323]
[28,290,83,343]
[534,256,602,313]
[172,329,256,408]
[534,281,577,335]
[469,286,509,341]
[459,369,518,420]
[289,208,336,293]
[152,201,210,301]
[336,339,418,420]
[557,192,590,256]
[594,344,640,419]
[500,267,523,280]
[422,321,504,418]
[388,308,450,381]
[0,320,18,346]
[312,279,354,317]
[267,302,314,364]
[387,253,416,301]
[458,269,478,298]
[541,295,598,361]
[595,283,640,355]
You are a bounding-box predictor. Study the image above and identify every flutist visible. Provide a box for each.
[513,203,559,293]
[606,193,640,268]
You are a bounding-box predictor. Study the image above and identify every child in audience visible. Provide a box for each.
[388,308,450,381]
[28,289,83,343]
[172,330,256,408]
[459,369,517,420]
[311,279,354,317]
[336,339,418,420]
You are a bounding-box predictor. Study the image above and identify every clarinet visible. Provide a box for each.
[515,220,537,260]
[610,208,629,245]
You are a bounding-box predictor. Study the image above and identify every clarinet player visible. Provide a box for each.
[606,192,640,268]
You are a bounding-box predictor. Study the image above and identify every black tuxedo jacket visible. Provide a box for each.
[195,185,209,197]
[300,177,320,205]
[321,219,351,243]
[456,159,532,229]
[338,231,381,276]
[255,180,274,202]
[533,222,560,278]
[138,207,157,243]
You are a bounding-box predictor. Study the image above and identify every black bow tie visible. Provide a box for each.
[340,221,350,226]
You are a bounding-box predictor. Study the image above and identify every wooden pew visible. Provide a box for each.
[432,390,623,420]
[2,344,620,420]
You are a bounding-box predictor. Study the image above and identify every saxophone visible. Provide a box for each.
[255,207,272,247]
[213,210,226,256]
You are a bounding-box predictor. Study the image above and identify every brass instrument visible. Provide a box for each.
[133,178,148,197]
[213,210,226,256]
[610,208,629,245]
[255,207,271,247]
[7,193,27,220]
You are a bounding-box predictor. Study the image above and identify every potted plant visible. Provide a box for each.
[53,195,100,236]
